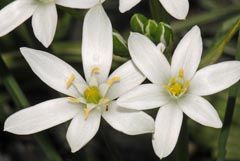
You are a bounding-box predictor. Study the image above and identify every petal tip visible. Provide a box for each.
[214,120,223,128]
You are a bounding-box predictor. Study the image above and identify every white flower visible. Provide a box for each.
[119,0,189,19]
[117,26,240,159]
[0,0,100,47]
[4,5,154,153]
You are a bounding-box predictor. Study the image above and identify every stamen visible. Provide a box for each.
[169,77,176,84]
[178,69,184,79]
[91,67,100,75]
[66,74,75,88]
[163,85,170,91]
[84,107,89,119]
[100,98,110,104]
[163,69,190,98]
[68,97,80,103]
[107,77,120,86]
[184,80,190,88]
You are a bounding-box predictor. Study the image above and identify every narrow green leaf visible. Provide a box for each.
[200,18,240,67]
[172,4,240,33]
[217,26,240,161]
[0,54,64,161]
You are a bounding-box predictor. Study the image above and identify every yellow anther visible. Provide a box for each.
[68,97,80,103]
[169,77,176,84]
[163,85,170,91]
[91,67,100,75]
[84,107,89,119]
[107,77,120,86]
[100,98,110,104]
[66,74,75,88]
[178,69,184,79]
[184,80,190,88]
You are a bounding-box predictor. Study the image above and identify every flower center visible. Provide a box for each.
[37,0,54,3]
[163,69,190,97]
[65,67,121,120]
[83,86,102,104]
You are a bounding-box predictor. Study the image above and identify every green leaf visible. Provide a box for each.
[200,18,240,67]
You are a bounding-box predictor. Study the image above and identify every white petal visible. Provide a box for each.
[178,94,222,128]
[82,4,112,84]
[159,0,189,20]
[32,2,57,47]
[189,61,240,96]
[102,101,154,135]
[106,60,145,100]
[128,32,171,85]
[4,98,81,135]
[117,84,170,110]
[119,0,141,13]
[66,108,101,153]
[152,102,183,159]
[55,0,99,9]
[171,26,202,80]
[20,47,86,97]
[0,0,37,36]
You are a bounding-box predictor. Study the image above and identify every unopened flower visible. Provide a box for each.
[0,0,100,47]
[119,0,189,19]
[4,5,154,153]
[117,26,240,159]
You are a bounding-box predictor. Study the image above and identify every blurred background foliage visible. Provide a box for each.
[0,0,240,161]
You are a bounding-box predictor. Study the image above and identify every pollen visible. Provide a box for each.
[91,67,100,75]
[107,77,120,86]
[163,69,190,97]
[83,86,102,104]
[66,73,75,88]
[84,107,90,119]
[68,97,80,103]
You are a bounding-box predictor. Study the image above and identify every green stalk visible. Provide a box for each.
[217,31,240,161]
[149,0,169,23]
[0,54,63,161]
[176,115,189,161]
[172,4,240,33]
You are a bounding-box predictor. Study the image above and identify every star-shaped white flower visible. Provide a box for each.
[0,0,101,47]
[117,26,240,159]
[4,5,154,153]
[119,0,189,19]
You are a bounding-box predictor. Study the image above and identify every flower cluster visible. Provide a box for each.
[1,0,240,160]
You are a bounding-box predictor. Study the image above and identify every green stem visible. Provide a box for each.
[217,30,240,161]
[149,0,169,23]
[172,4,240,33]
[176,115,189,161]
[0,54,63,161]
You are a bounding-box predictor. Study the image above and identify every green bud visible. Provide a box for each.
[145,20,158,38]
[113,31,129,57]
[130,14,148,33]
[155,22,173,45]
